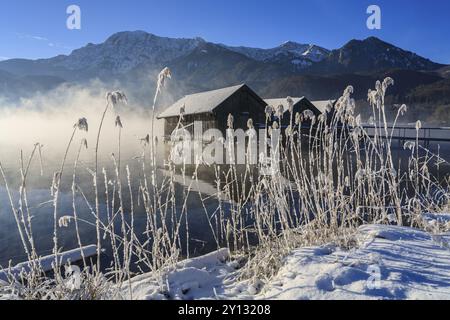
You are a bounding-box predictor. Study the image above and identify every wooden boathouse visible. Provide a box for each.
[157,84,267,138]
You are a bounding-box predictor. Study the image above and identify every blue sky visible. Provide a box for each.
[0,0,449,63]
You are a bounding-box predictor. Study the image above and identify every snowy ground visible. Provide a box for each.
[128,217,450,300]
[1,215,449,300]
[258,224,450,300]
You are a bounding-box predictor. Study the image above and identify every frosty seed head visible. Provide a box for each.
[106,91,128,107]
[58,216,73,228]
[383,77,394,91]
[303,109,314,120]
[416,120,422,131]
[403,141,415,151]
[247,118,254,129]
[265,105,274,121]
[399,104,407,116]
[375,80,382,92]
[345,85,354,96]
[276,104,284,119]
[367,89,378,105]
[75,117,88,132]
[367,89,373,101]
[325,101,333,113]
[156,67,172,95]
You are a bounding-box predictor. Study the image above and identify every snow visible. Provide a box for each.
[0,245,97,282]
[259,225,450,300]
[157,84,245,118]
[55,31,331,74]
[301,44,330,62]
[224,42,330,65]
[2,217,449,300]
[127,222,450,300]
[126,248,236,300]
[56,31,204,72]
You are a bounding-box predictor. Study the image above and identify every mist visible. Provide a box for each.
[0,81,168,172]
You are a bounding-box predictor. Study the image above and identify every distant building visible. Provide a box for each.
[310,100,336,115]
[157,84,267,137]
[264,97,335,127]
[157,84,336,139]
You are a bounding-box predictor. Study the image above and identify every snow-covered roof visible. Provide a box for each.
[311,100,336,114]
[157,84,246,119]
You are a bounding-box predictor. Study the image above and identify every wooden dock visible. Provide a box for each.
[362,124,450,148]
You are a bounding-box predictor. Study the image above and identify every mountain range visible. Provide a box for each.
[0,30,449,123]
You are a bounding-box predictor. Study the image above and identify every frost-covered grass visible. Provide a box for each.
[0,70,449,300]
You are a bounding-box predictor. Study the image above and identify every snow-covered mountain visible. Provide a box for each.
[54,31,206,73]
[0,30,447,108]
[223,41,330,70]
[0,31,443,79]
[20,32,331,74]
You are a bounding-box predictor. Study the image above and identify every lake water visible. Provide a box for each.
[1,137,450,270]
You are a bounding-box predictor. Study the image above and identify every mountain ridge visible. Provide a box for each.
[0,31,444,77]
[0,30,448,123]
